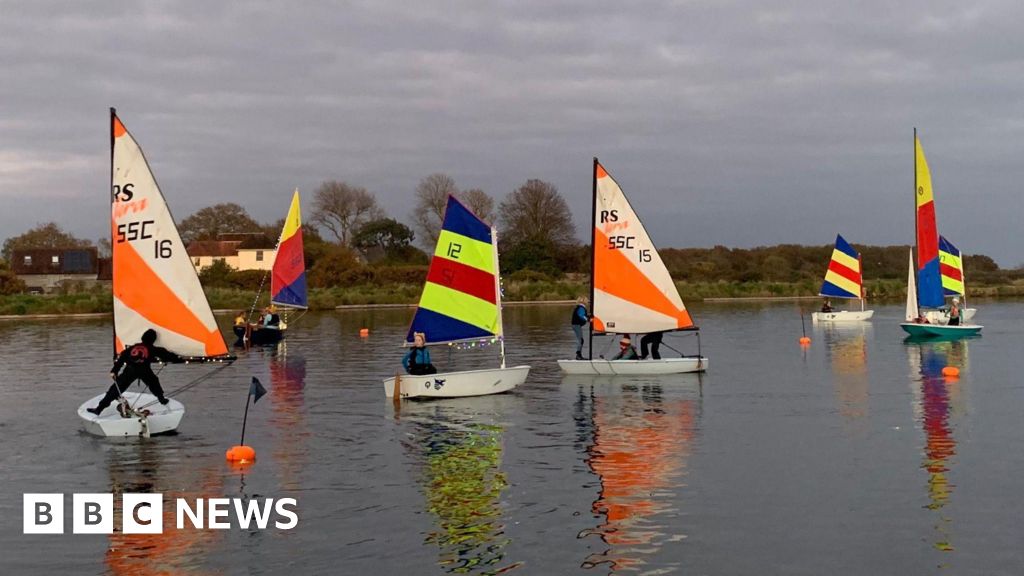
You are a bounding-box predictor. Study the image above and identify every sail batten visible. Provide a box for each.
[111,109,229,359]
[271,189,308,309]
[407,196,501,345]
[819,234,863,300]
[915,135,944,308]
[590,160,694,334]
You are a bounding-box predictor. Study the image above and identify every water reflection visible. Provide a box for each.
[907,339,969,553]
[401,402,518,574]
[268,344,309,490]
[103,442,223,575]
[574,377,700,573]
[822,325,870,423]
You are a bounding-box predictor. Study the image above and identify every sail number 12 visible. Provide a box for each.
[115,219,173,259]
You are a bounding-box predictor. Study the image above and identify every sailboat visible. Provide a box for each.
[246,190,307,345]
[77,109,234,437]
[382,195,530,398]
[900,131,982,338]
[558,159,707,375]
[811,234,873,322]
[923,235,976,323]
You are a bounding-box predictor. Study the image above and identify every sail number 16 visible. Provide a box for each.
[116,219,173,259]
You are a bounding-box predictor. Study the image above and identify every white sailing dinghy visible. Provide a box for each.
[558,159,707,375]
[811,234,873,322]
[78,109,233,437]
[382,195,530,398]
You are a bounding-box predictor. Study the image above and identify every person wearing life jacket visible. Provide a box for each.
[86,329,183,415]
[610,335,639,360]
[570,296,590,360]
[233,311,247,342]
[821,299,833,313]
[403,331,437,375]
[948,297,961,326]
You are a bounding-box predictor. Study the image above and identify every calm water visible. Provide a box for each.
[3,302,1024,575]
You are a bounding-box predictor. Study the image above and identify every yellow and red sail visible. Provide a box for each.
[271,190,307,309]
[110,109,229,358]
[915,133,944,308]
[818,234,863,299]
[591,160,693,334]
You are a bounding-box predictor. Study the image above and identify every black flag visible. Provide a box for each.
[249,377,267,404]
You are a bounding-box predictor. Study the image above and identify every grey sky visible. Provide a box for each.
[3,0,1023,264]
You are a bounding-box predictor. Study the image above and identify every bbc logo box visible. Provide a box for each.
[24,493,162,535]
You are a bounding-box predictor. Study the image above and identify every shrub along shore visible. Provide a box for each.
[4,276,1024,317]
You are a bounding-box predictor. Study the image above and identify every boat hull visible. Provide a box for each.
[248,327,285,345]
[899,323,982,338]
[557,356,708,375]
[924,308,977,324]
[383,365,530,399]
[811,310,874,322]
[77,392,185,437]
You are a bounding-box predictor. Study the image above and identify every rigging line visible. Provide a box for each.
[138,361,234,409]
[247,270,271,323]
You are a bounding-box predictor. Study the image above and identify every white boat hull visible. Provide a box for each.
[557,357,708,375]
[924,308,976,324]
[811,310,874,322]
[383,365,530,399]
[77,392,185,437]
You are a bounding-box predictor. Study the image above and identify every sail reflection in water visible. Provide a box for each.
[268,345,309,490]
[402,406,518,574]
[823,325,870,424]
[575,379,700,573]
[907,339,969,553]
[103,442,224,575]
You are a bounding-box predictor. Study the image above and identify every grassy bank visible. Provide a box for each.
[6,277,1024,317]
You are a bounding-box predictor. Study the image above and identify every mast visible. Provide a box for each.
[859,253,865,311]
[109,107,117,358]
[492,226,506,369]
[588,157,598,360]
[913,127,920,318]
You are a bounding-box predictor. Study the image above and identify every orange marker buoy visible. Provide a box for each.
[226,445,256,463]
[359,328,370,337]
[942,366,960,378]
[799,336,811,345]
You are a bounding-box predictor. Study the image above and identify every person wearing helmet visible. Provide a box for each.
[86,329,183,415]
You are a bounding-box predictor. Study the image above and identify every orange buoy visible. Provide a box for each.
[799,336,811,345]
[359,328,370,337]
[942,366,960,378]
[225,445,256,463]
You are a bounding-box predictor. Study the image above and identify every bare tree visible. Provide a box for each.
[459,188,495,224]
[411,173,458,246]
[498,179,576,246]
[311,180,382,245]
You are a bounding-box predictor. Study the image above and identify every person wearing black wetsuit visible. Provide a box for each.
[86,328,183,415]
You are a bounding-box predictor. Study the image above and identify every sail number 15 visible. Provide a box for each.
[607,235,651,263]
[116,219,173,259]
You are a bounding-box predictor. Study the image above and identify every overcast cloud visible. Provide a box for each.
[2,0,1024,264]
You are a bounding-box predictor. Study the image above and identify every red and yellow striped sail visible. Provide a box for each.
[271,190,307,309]
[591,160,693,334]
[819,234,863,299]
[406,195,501,344]
[110,109,229,358]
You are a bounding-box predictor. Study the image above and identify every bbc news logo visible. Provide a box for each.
[24,493,298,534]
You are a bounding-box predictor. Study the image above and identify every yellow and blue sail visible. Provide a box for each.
[938,236,964,296]
[915,134,945,308]
[407,196,500,344]
[819,234,863,300]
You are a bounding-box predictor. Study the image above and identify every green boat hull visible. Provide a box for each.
[900,323,982,339]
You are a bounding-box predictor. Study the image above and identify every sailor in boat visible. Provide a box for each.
[821,299,833,313]
[233,311,247,343]
[610,335,639,361]
[403,331,437,375]
[948,298,961,326]
[639,331,665,360]
[570,296,590,360]
[85,329,182,415]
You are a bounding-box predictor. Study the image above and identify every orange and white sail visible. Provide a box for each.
[110,109,229,358]
[591,159,694,334]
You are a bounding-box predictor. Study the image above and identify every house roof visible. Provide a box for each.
[237,234,276,250]
[186,240,241,257]
[12,247,99,275]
